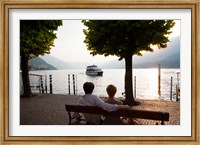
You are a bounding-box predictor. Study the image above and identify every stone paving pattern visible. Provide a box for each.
[20,94,180,125]
[130,99,180,125]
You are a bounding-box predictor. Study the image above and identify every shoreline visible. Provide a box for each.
[20,93,180,125]
[31,93,178,102]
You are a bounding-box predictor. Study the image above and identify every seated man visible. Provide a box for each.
[74,82,129,125]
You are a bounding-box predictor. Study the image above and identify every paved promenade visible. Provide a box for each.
[20,93,180,125]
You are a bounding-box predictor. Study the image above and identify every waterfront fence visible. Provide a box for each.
[28,73,77,95]
[27,72,179,101]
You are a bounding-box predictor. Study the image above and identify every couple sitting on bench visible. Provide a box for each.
[73,82,131,125]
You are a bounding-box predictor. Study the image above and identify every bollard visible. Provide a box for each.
[45,75,47,94]
[76,75,78,95]
[68,74,70,95]
[73,74,75,95]
[170,76,172,101]
[176,85,179,102]
[49,75,53,94]
[134,76,136,98]
[158,64,161,96]
[38,77,41,93]
[176,72,180,102]
[40,76,44,93]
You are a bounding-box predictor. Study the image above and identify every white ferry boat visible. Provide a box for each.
[86,65,103,76]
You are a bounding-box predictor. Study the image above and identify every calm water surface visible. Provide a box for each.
[29,69,180,100]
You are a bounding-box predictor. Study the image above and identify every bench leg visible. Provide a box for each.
[68,111,72,125]
[155,121,165,125]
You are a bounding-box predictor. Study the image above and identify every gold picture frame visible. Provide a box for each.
[0,0,199,144]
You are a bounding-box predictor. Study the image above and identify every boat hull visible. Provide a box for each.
[86,64,103,76]
[86,71,103,76]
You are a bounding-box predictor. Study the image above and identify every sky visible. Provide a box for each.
[50,20,180,64]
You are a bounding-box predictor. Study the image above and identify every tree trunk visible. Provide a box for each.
[21,52,32,97]
[124,53,135,106]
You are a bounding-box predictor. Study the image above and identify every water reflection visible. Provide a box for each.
[134,69,159,99]
[30,69,180,100]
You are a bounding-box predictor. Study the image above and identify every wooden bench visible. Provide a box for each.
[65,105,169,125]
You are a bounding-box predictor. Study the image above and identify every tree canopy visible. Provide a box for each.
[82,20,175,105]
[20,20,63,59]
[20,20,62,97]
[82,20,175,59]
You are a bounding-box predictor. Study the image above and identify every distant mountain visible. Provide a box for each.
[34,36,180,69]
[134,36,180,64]
[28,57,57,70]
[100,36,180,69]
[40,55,89,69]
[133,52,180,68]
[40,55,71,69]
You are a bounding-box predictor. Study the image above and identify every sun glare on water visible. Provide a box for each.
[135,68,159,99]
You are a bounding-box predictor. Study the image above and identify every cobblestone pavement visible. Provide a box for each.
[131,99,180,125]
[20,94,180,125]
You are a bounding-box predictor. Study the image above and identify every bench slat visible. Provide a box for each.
[65,105,169,121]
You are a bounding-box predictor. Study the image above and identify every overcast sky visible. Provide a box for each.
[50,20,180,64]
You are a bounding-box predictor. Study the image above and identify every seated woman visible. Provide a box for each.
[104,84,124,125]
[73,82,129,125]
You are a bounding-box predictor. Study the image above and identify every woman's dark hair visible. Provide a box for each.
[83,82,95,94]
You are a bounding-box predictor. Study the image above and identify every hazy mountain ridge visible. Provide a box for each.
[40,55,71,69]
[133,52,180,68]
[100,36,180,69]
[40,55,89,69]
[33,36,180,69]
[28,57,57,70]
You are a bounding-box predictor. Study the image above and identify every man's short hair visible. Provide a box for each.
[83,82,95,94]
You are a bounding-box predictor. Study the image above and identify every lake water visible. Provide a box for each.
[29,68,180,100]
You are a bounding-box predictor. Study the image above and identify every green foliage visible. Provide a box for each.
[20,20,62,97]
[20,20,63,59]
[82,20,175,60]
[82,20,175,104]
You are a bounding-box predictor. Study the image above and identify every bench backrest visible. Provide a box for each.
[65,104,169,121]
